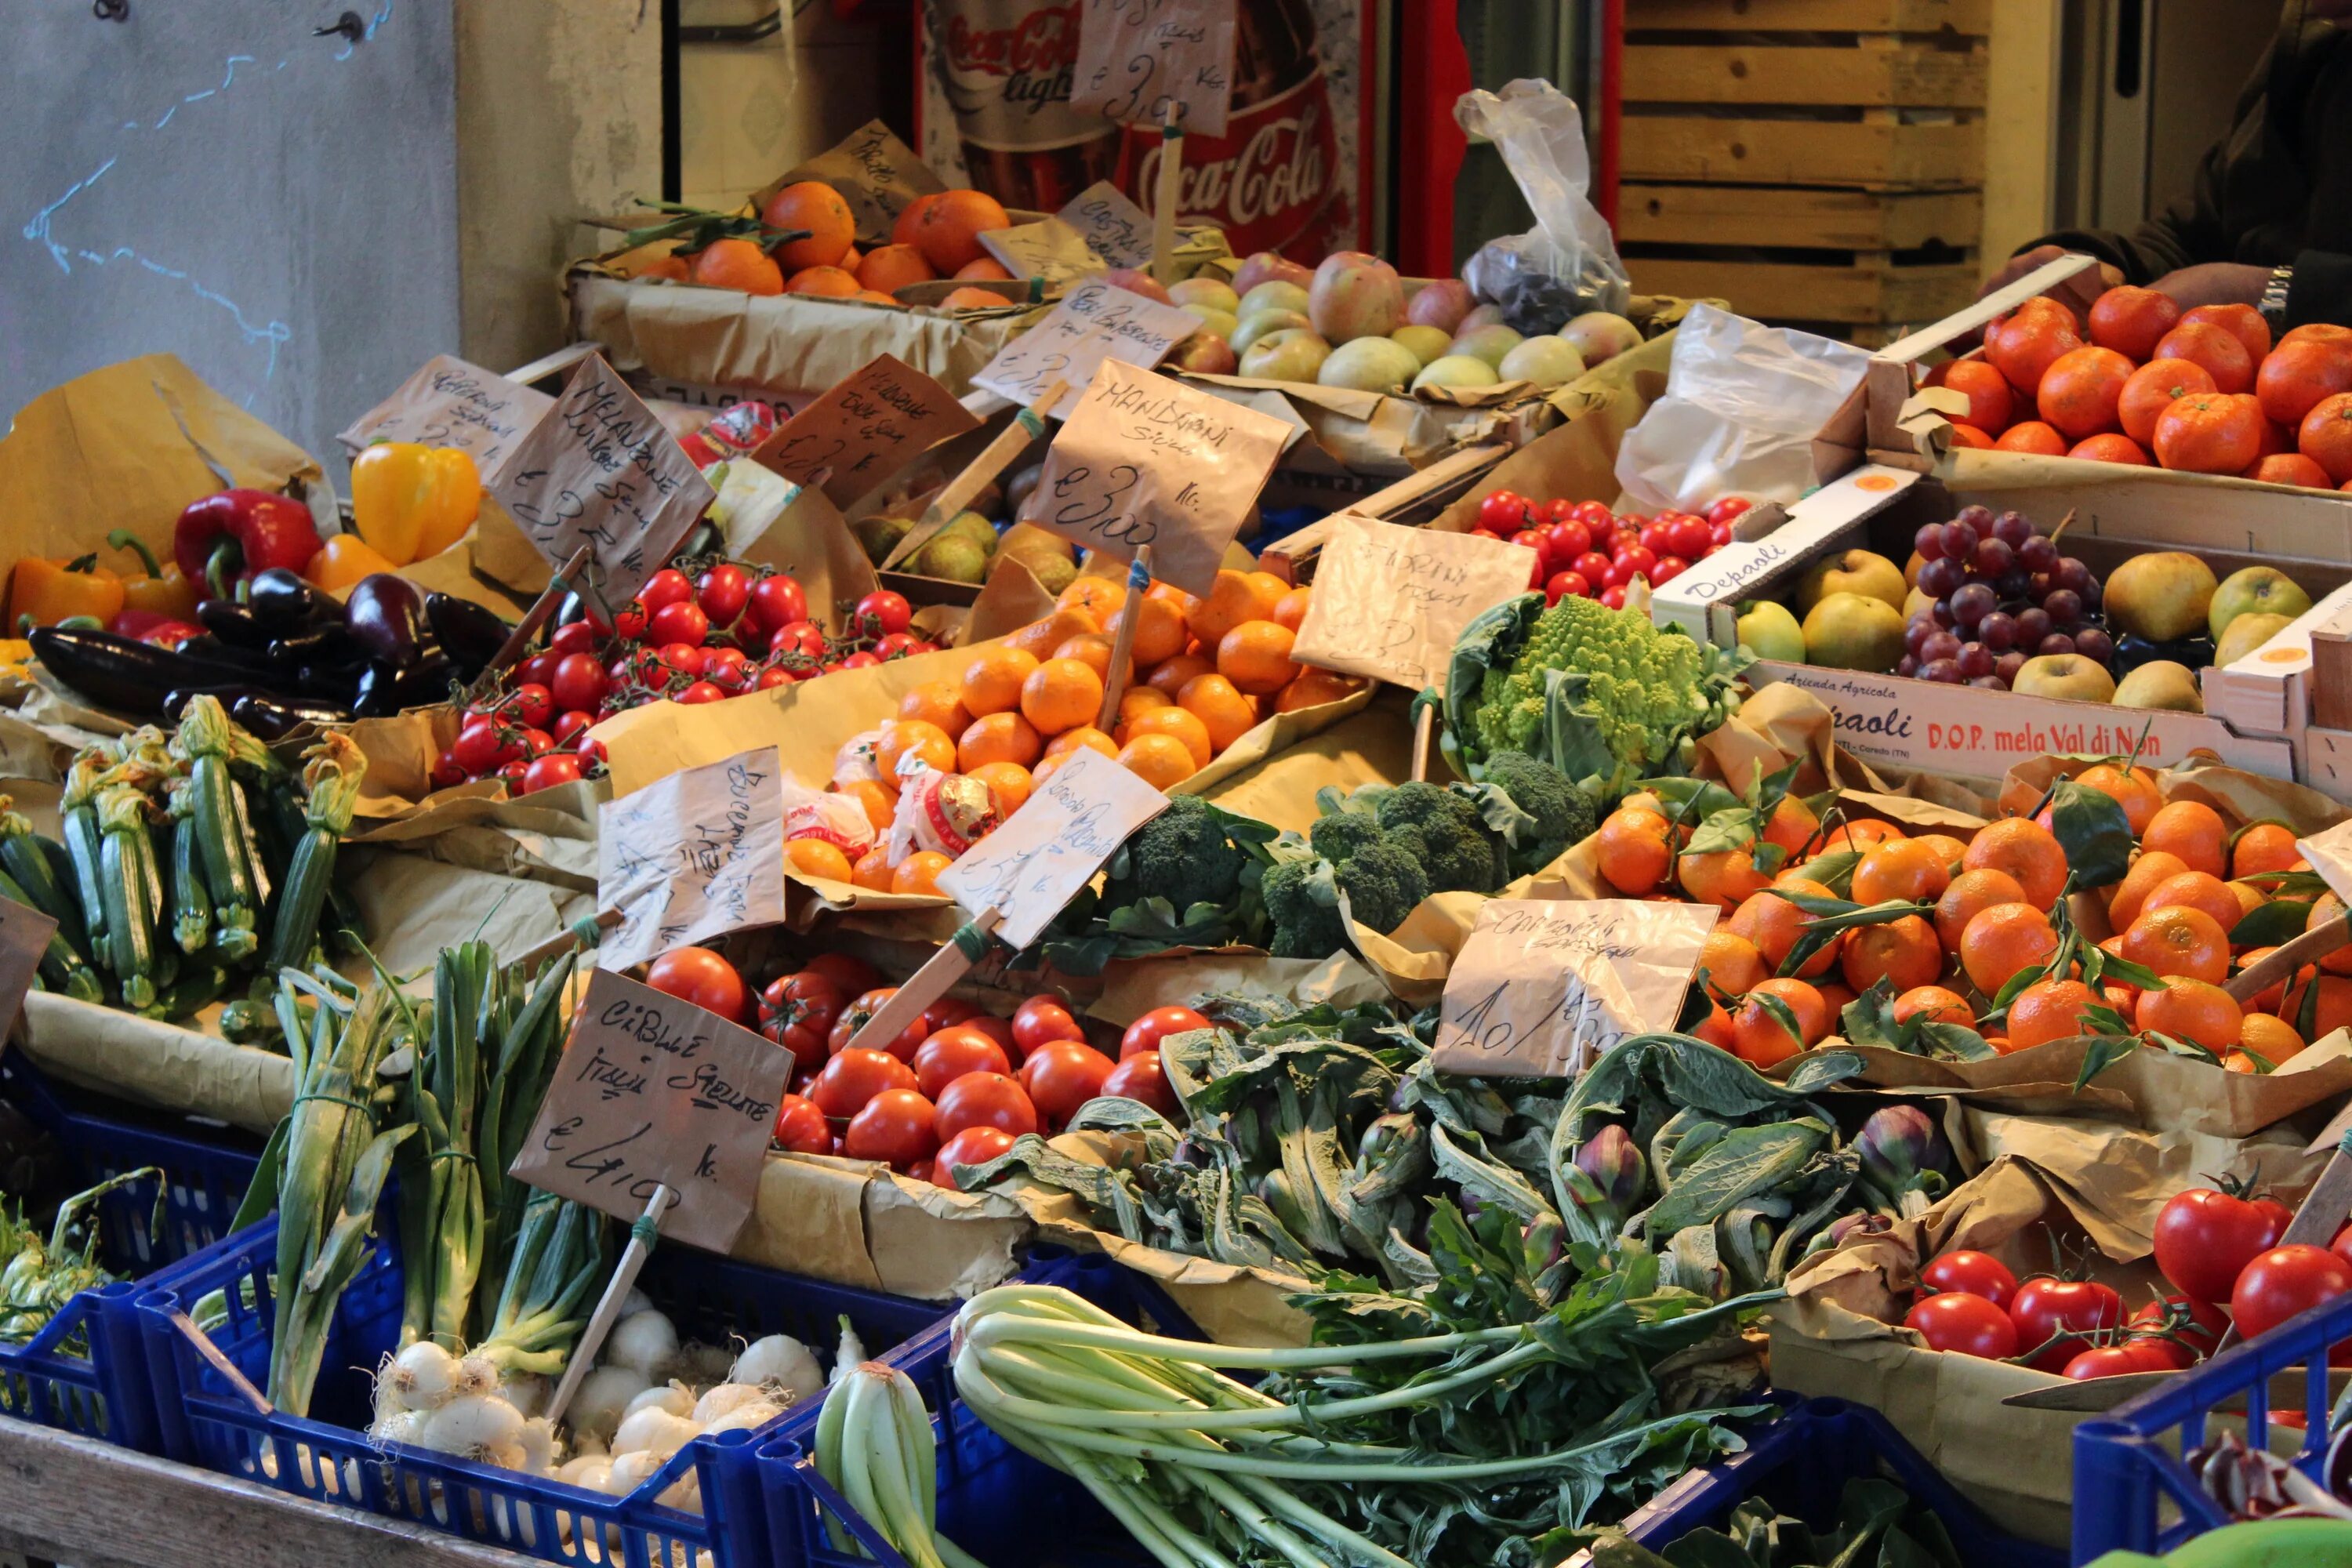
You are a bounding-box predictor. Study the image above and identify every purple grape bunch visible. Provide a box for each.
[1904,505,2108,691]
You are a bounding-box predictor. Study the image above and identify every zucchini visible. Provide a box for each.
[163,781,212,954]
[0,866,101,1003]
[0,798,88,958]
[94,782,159,1009]
[259,733,367,978]
[58,753,114,971]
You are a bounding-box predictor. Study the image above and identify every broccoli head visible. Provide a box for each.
[1480,750,1598,874]
[1308,811,1385,865]
[1261,857,1346,960]
[1334,840,1428,935]
[1373,782,1504,894]
[1105,794,1245,911]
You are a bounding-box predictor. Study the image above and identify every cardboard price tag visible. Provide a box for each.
[749,355,980,507]
[1058,181,1155,268]
[1071,0,1239,136]
[510,970,793,1254]
[1016,358,1289,597]
[2299,818,2352,905]
[979,217,1109,290]
[597,749,790,972]
[0,894,60,1039]
[1293,515,1539,690]
[487,354,715,604]
[768,119,947,247]
[937,747,1170,949]
[971,278,1200,420]
[1432,900,1719,1078]
[336,354,553,472]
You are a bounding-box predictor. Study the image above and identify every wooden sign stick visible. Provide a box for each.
[1094,549,1154,729]
[1410,704,1437,784]
[844,908,1008,1058]
[882,380,1070,572]
[480,544,592,681]
[1150,108,1185,289]
[513,907,622,972]
[545,1184,675,1426]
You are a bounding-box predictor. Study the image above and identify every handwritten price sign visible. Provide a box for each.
[750,354,979,507]
[1432,900,1719,1078]
[1071,0,1239,136]
[1293,516,1541,690]
[971,278,1200,420]
[487,354,715,603]
[1058,181,1156,268]
[337,354,553,473]
[1015,358,1289,596]
[511,970,793,1253]
[938,746,1171,948]
[597,748,790,972]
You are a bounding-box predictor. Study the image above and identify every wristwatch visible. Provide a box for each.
[2259,264,2295,333]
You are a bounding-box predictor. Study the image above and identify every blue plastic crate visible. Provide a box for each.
[2073,1290,2352,1565]
[1613,1396,2065,1568]
[755,1250,1202,1568]
[133,1204,953,1568]
[0,1049,261,1451]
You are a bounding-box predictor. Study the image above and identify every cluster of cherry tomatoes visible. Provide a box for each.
[1471,491,1752,609]
[641,943,1200,1187]
[430,558,942,794]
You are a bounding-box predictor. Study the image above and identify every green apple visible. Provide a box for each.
[1735,601,1806,662]
[2013,654,2118,703]
[2208,566,2313,641]
[1801,592,1906,672]
[2104,552,2218,642]
[2111,659,2204,712]
[2213,612,2296,669]
[1795,549,1907,615]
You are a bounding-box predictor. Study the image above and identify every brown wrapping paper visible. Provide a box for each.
[1997,754,2352,838]
[18,993,296,1132]
[0,679,135,783]
[1086,950,1393,1027]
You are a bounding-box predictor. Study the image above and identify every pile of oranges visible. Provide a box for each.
[1593,761,2342,1070]
[784,567,1363,897]
[1930,289,2352,489]
[644,180,1021,311]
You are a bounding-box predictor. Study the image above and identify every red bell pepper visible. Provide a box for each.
[107,608,204,648]
[172,489,323,597]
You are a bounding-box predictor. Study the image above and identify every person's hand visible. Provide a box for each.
[1978,245,2119,318]
[2148,262,2272,309]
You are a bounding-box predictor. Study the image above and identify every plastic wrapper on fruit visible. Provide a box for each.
[1454,79,1631,330]
[885,761,997,864]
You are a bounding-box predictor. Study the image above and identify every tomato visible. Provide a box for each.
[677,681,727,705]
[695,563,750,627]
[1599,585,1628,611]
[518,727,554,758]
[500,682,552,729]
[772,1094,831,1155]
[1706,496,1752,528]
[2129,1294,2228,1360]
[451,715,517,775]
[1904,1291,2019,1359]
[1478,492,1529,533]
[854,591,913,636]
[429,750,466,789]
[2154,1188,2285,1305]
[1571,499,1615,528]
[2253,1196,2296,1239]
[1018,1041,1114,1131]
[1102,1051,1177,1116]
[1636,522,1671,555]
[658,641,707,677]
[1571,550,1613,586]
[2333,1221,2352,1275]
[806,953,882,996]
[648,601,711,648]
[764,971,844,1032]
[2122,1333,2198,1370]
[2230,1244,2352,1341]
[770,621,828,660]
[1120,1005,1211,1060]
[517,653,560,691]
[745,573,808,637]
[640,568,695,610]
[575,732,608,767]
[612,598,648,641]
[550,619,600,657]
[2009,1278,2125,1370]
[520,753,584,794]
[550,710,593,748]
[923,996,982,1034]
[912,1027,1014,1099]
[1013,996,1087,1055]
[957,1014,1022,1062]
[2061,1344,2165,1380]
[757,666,797,691]
[497,758,530,785]
[1666,517,1712,561]
[844,1087,938,1169]
[872,632,917,659]
[932,1126,1017,1191]
[842,651,882,670]
[1546,521,1592,561]
[1920,1250,2020,1309]
[644,946,751,1023]
[538,654,603,717]
[828,987,930,1062]
[934,1071,1038,1141]
[808,1047,918,1120]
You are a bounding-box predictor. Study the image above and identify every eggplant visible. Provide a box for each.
[269,622,360,666]
[246,568,324,631]
[28,628,270,720]
[165,683,279,717]
[344,573,428,666]
[351,654,455,718]
[195,597,279,649]
[232,693,356,741]
[425,593,514,677]
[176,634,282,675]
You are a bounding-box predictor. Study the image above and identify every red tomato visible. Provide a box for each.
[1920,1250,2020,1310]
[2121,1333,2197,1370]
[932,1126,1017,1191]
[808,1047,918,1120]
[644,946,750,1022]
[612,598,648,640]
[772,1094,831,1155]
[2009,1279,2125,1370]
[1599,585,1628,611]
[1544,572,1586,604]
[844,1087,938,1169]
[1904,1291,2019,1359]
[550,619,600,656]
[1547,521,1592,561]
[517,726,554,758]
[923,996,982,1034]
[1637,521,1672,555]
[1013,996,1087,1055]
[520,753,584,794]
[1612,545,1659,583]
[575,732,607,766]
[429,750,466,789]
[806,953,882,996]
[1102,1051,1177,1116]
[2061,1344,2165,1380]
[745,573,809,637]
[1571,499,1615,528]
[550,710,593,747]
[2129,1294,2228,1360]
[2230,1245,2352,1341]
[764,971,844,1033]
[677,681,727,705]
[1571,550,1613,585]
[1018,1041,1114,1131]
[503,682,554,729]
[959,1014,1021,1061]
[842,652,882,670]
[659,641,708,677]
[451,714,517,774]
[828,987,931,1062]
[934,1071,1039,1141]
[874,633,918,659]
[770,621,828,660]
[854,591,913,636]
[1708,519,1737,547]
[1667,517,1712,560]
[1508,528,1552,566]
[2154,1188,2286,1305]
[1120,1005,1211,1060]
[1706,496,1752,527]
[912,1027,1014,1099]
[756,666,798,691]
[497,758,529,784]
[763,1016,829,1077]
[640,568,695,611]
[1653,555,1690,584]
[517,653,560,691]
[649,601,711,648]
[695,563,750,627]
[1478,491,1528,533]
[703,647,753,691]
[2333,1221,2352,1275]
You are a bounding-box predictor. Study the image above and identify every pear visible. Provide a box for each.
[1802,593,1906,673]
[2104,552,2218,642]
[850,514,912,564]
[2013,654,2118,704]
[2209,566,2312,641]
[1796,550,1907,615]
[2212,612,2295,669]
[1735,601,1806,662]
[940,509,1000,552]
[913,533,989,585]
[2112,659,2204,713]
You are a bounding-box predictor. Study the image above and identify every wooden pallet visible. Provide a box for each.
[1617,183,1981,250]
[1622,254,1976,326]
[1625,36,1987,109]
[1621,111,1982,187]
[1628,0,1991,32]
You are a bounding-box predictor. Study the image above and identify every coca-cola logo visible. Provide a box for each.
[1138,97,1328,230]
[943,5,1080,78]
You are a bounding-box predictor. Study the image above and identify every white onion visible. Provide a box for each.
[515,1415,559,1474]
[557,1454,613,1492]
[677,1341,735,1386]
[383,1341,463,1413]
[453,1354,499,1399]
[499,1371,548,1420]
[604,1449,666,1496]
[830,1321,866,1387]
[659,1471,703,1515]
[624,1381,695,1421]
[699,1400,781,1436]
[608,1310,681,1377]
[612,1407,699,1461]
[619,1287,653,1319]
[418,1394,526,1461]
[368,1409,428,1448]
[569,1365,653,1442]
[731,1334,822,1400]
[691,1383,766,1424]
[482,1439,528,1472]
[571,1430,608,1459]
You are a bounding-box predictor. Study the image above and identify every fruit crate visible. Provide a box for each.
[132,1205,954,1568]
[0,1049,261,1454]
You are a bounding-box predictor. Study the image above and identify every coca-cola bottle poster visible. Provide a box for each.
[915,0,1370,263]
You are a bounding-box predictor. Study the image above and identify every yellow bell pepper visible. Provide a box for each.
[350,442,482,566]
[0,640,31,681]
[304,533,401,591]
[107,531,201,621]
[9,552,125,633]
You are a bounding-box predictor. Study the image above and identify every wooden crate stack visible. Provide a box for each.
[1617,0,1987,346]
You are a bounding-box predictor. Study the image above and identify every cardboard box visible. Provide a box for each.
[1650,462,1919,641]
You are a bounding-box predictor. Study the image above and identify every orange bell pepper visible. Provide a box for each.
[350,442,481,566]
[9,552,125,633]
[107,531,200,622]
[304,533,401,591]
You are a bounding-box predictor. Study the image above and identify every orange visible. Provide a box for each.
[2299,394,2352,485]
[1595,808,1674,895]
[1727,880,1843,978]
[2249,453,2336,488]
[969,760,1033,817]
[1822,819,1907,854]
[2223,1051,2261,1074]
[1678,850,1770,912]
[1021,658,1106,735]
[760,180,856,270]
[851,289,898,305]
[1996,421,2069,456]
[1007,608,1103,660]
[1045,725,1120,760]
[632,253,690,282]
[857,243,938,294]
[2141,871,2245,937]
[1850,840,1953,906]
[1217,620,1300,695]
[2120,358,2220,446]
[1118,734,1196,789]
[1962,818,2069,910]
[1814,979,1859,1022]
[1029,751,1065,789]
[2136,978,2242,1053]
[1272,586,1313,632]
[941,285,1011,310]
[1841,916,1944,993]
[913,189,1011,273]
[688,238,783,296]
[955,256,1014,281]
[851,844,896,892]
[1959,903,2059,996]
[2120,906,2230,984]
[1117,686,1172,724]
[891,851,953,896]
[1692,1002,1737,1052]
[1189,569,1283,648]
[786,837,855,882]
[1276,667,1366,714]
[958,711,1044,771]
[2312,894,2352,973]
[1697,931,1768,996]
[2281,975,2352,1039]
[876,719,956,779]
[2155,391,2263,473]
[2258,339,2352,426]
[1911,833,1970,870]
[2074,763,2164,835]
[1894,985,1973,1029]
[2234,946,2299,1011]
[1934,868,2027,953]
[785,265,863,298]
[2036,346,2134,441]
[900,680,972,735]
[1053,633,1125,683]
[1762,796,1820,857]
[836,779,897,833]
[2138,799,2227,877]
[2089,286,2183,361]
[1123,706,1213,768]
[2009,978,2103,1051]
[2183,303,2272,365]
[960,647,1041,717]
[1942,358,2015,435]
[1177,673,1258,751]
[2154,321,2256,396]
[1730,978,1831,1067]
[1146,653,1216,698]
[2107,850,2190,930]
[2227,880,2267,920]
[2238,1013,2306,1068]
[1130,596,1189,666]
[1059,576,1128,623]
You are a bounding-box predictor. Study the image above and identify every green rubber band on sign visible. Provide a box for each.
[2338,1127,2352,1157]
[1015,408,1046,437]
[630,1213,662,1248]
[572,913,608,945]
[951,921,993,963]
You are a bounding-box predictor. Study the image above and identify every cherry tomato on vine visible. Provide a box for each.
[550,654,608,714]
[2009,1278,2125,1371]
[1903,1292,2018,1359]
[770,622,827,660]
[677,680,727,705]
[429,750,466,789]
[2061,1344,2169,1380]
[2154,1188,2286,1305]
[550,619,600,657]
[644,946,750,1023]
[640,568,695,611]
[1920,1250,2020,1309]
[2129,1294,2228,1360]
[451,715,517,775]
[520,753,583,794]
[648,600,710,648]
[1477,491,1529,533]
[695,563,750,627]
[854,590,913,636]
[745,573,808,636]
[612,599,648,640]
[517,653,560,690]
[496,758,530,785]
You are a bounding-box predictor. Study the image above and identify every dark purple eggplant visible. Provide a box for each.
[351,654,454,718]
[269,622,359,665]
[245,568,324,631]
[424,593,514,677]
[165,684,279,717]
[28,628,273,720]
[344,574,428,666]
[196,597,278,648]
[232,693,356,740]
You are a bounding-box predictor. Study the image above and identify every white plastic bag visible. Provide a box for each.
[1455,79,1631,330]
[1614,304,1873,513]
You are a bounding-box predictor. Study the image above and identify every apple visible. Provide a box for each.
[1308,252,1404,343]
[1497,336,1587,387]
[1449,323,1524,369]
[1388,325,1452,368]
[1232,251,1313,296]
[1168,278,1240,315]
[1458,303,1507,333]
[1801,593,1905,672]
[2208,565,2312,641]
[2103,552,2218,642]
[2013,654,2118,703]
[1169,333,1238,375]
[2213,612,2296,668]
[1412,354,1501,393]
[1104,267,1174,305]
[1238,280,1310,320]
[1232,308,1313,354]
[1795,549,1907,615]
[1735,601,1806,662]
[1240,328,1331,383]
[1405,279,1475,335]
[1181,305,1239,341]
[2112,660,2203,711]
[1318,336,1423,394]
[1562,311,1643,365]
